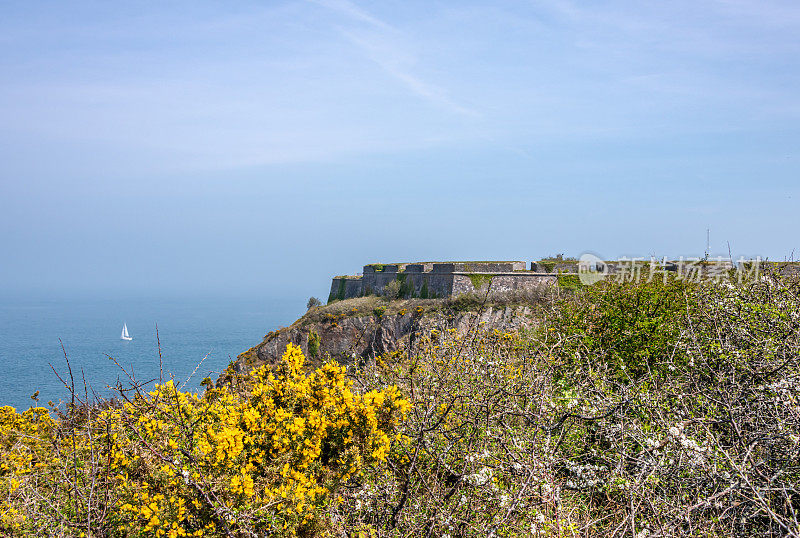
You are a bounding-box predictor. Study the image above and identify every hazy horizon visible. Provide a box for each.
[2,0,798,299]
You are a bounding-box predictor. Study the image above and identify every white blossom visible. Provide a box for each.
[466,466,493,486]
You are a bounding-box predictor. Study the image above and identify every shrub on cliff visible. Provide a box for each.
[331,274,800,536]
[307,330,321,358]
[2,274,799,536]
[382,279,402,300]
[0,344,409,536]
[550,276,695,379]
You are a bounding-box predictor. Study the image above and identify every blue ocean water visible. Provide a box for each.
[0,296,303,412]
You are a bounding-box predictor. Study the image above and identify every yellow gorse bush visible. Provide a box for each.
[0,344,409,536]
[0,406,56,531]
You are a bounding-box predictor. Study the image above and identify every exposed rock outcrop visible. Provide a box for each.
[222,297,535,381]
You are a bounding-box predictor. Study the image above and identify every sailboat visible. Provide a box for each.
[121,323,132,341]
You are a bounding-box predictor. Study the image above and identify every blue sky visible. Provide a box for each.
[1,0,798,299]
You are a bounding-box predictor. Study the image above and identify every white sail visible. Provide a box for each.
[121,323,132,340]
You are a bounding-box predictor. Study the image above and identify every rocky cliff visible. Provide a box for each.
[220,296,535,382]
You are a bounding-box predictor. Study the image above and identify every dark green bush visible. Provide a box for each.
[308,330,321,358]
[550,277,695,378]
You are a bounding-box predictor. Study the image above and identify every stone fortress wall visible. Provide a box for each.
[327,259,797,303]
[329,260,561,303]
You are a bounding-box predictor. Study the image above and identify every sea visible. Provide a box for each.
[0,296,303,412]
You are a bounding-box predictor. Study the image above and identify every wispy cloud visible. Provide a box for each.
[309,0,478,117]
[309,0,392,30]
[524,0,800,120]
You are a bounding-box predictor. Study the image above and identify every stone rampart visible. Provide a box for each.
[326,258,760,304]
[451,273,557,296]
[329,261,554,302]
[328,276,363,303]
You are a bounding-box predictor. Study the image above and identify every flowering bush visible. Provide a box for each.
[330,274,800,536]
[0,344,409,536]
[3,273,800,536]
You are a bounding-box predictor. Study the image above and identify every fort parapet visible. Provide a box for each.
[327,258,746,303]
[328,261,558,302]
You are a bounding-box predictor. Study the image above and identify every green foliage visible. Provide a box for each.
[337,273,800,535]
[397,274,410,298]
[557,273,582,289]
[445,292,484,311]
[308,330,321,358]
[307,296,322,309]
[467,273,494,290]
[402,275,415,298]
[9,273,799,536]
[420,280,429,299]
[551,277,695,378]
[383,275,418,300]
[383,279,402,300]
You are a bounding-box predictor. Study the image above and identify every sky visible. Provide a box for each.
[1,0,798,300]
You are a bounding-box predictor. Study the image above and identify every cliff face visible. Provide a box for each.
[223,297,535,381]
